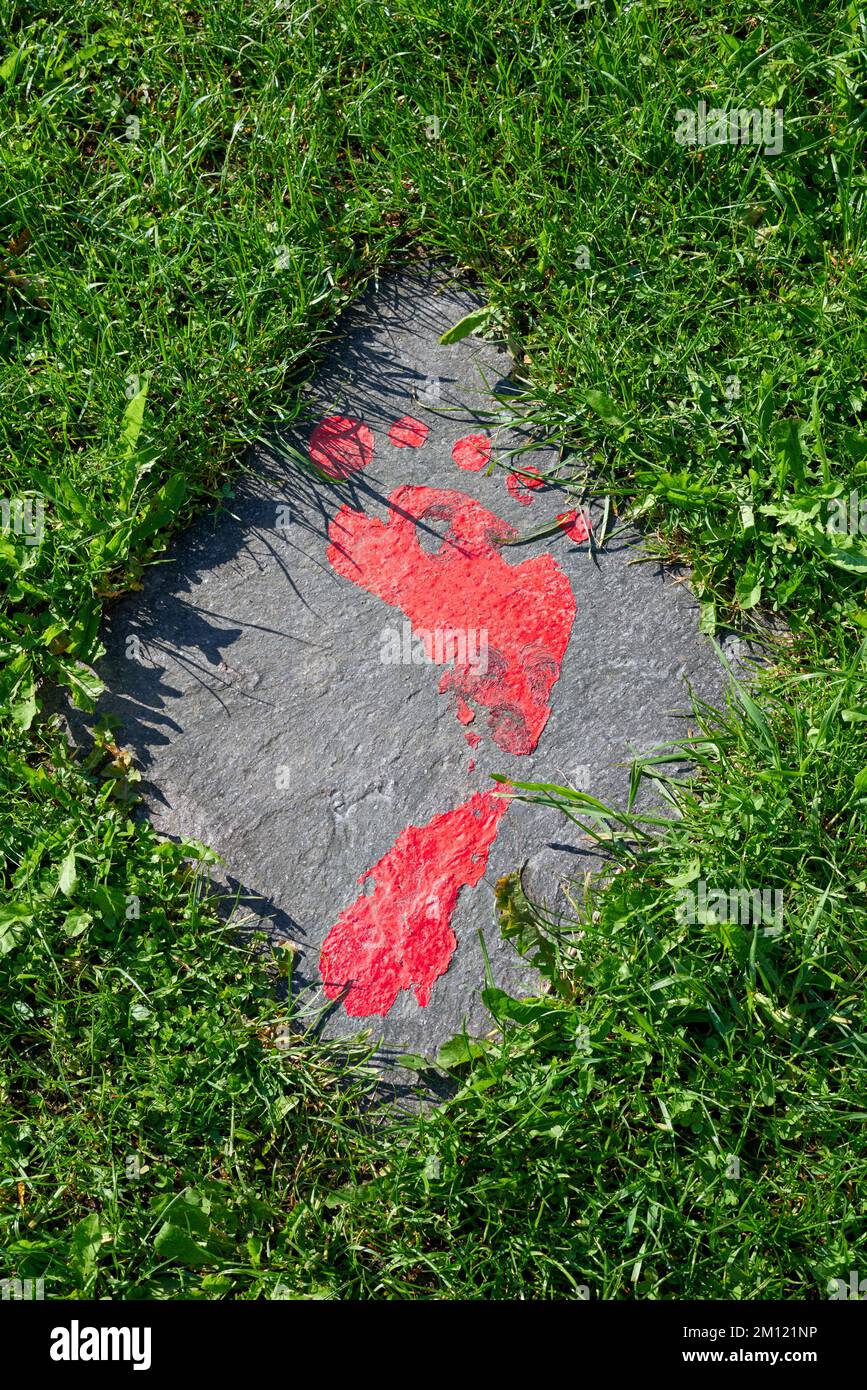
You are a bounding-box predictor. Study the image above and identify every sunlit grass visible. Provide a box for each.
[1,0,865,1298]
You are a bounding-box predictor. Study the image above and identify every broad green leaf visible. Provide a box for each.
[771,417,809,485]
[92,884,125,927]
[10,681,37,730]
[0,903,33,956]
[154,1223,219,1266]
[481,986,557,1026]
[157,1190,212,1234]
[0,46,23,81]
[664,858,701,889]
[62,662,105,711]
[396,1053,430,1071]
[119,376,149,458]
[494,870,542,956]
[527,1121,565,1141]
[435,1034,490,1069]
[28,469,91,519]
[70,1213,103,1286]
[584,388,625,428]
[735,564,762,610]
[817,537,867,574]
[130,473,187,548]
[58,848,78,896]
[439,307,492,345]
[62,909,92,939]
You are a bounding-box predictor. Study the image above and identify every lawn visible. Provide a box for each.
[1,0,865,1298]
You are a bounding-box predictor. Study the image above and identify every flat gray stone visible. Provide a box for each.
[89,265,730,1058]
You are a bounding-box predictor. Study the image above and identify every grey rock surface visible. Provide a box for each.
[90,265,731,1058]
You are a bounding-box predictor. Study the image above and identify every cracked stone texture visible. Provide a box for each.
[90,265,731,1059]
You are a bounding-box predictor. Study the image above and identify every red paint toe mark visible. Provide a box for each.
[506,465,544,506]
[557,508,592,543]
[319,789,510,1016]
[388,415,429,449]
[308,415,374,479]
[327,485,576,754]
[452,433,492,471]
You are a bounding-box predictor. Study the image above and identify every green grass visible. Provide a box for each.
[1,0,866,1298]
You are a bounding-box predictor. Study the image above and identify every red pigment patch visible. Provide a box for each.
[558,508,592,543]
[456,697,475,725]
[464,731,481,749]
[319,789,510,1016]
[506,465,544,506]
[388,415,429,449]
[308,415,374,479]
[452,433,492,471]
[327,485,576,754]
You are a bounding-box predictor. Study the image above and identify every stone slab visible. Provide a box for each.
[89,265,730,1058]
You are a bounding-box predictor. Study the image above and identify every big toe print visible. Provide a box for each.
[308,415,375,479]
[326,486,576,755]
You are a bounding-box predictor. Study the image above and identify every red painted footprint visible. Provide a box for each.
[320,789,510,1016]
[327,485,576,755]
[310,415,577,1018]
